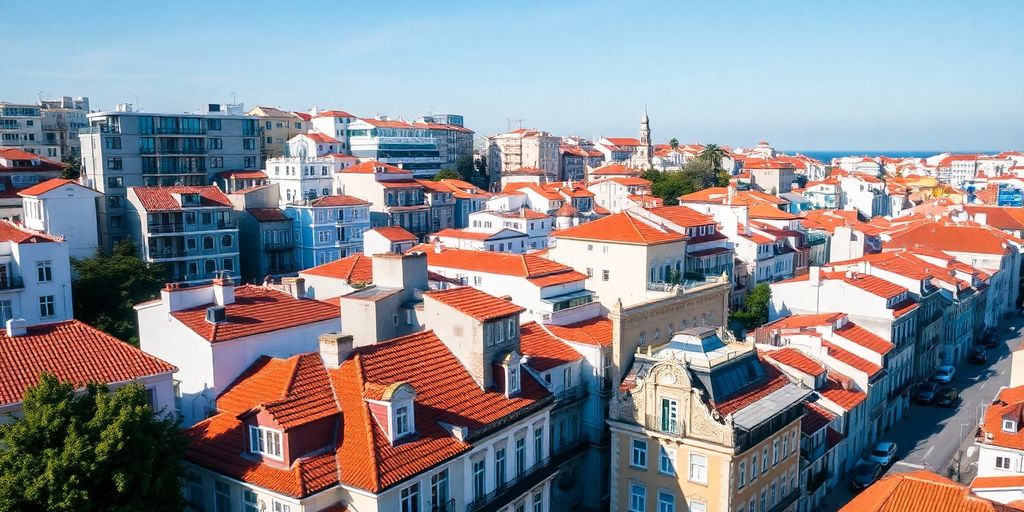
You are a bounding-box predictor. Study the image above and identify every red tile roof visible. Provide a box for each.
[554,211,685,245]
[424,247,584,287]
[887,221,1014,256]
[546,316,613,347]
[308,195,370,207]
[764,347,825,377]
[0,220,61,243]
[424,287,525,321]
[0,320,176,406]
[216,170,268,180]
[841,273,909,300]
[748,203,798,220]
[246,208,291,222]
[678,187,787,205]
[762,313,845,330]
[301,132,340,144]
[313,110,354,118]
[0,148,65,172]
[842,470,1016,512]
[369,226,416,242]
[980,386,1024,451]
[519,322,583,372]
[340,160,411,175]
[17,178,93,197]
[301,254,373,284]
[971,475,1024,489]
[131,185,232,211]
[432,228,518,241]
[170,285,338,343]
[802,402,836,435]
[604,137,641,146]
[648,206,717,228]
[589,163,639,177]
[822,342,882,377]
[834,323,894,355]
[713,358,791,416]
[820,376,867,410]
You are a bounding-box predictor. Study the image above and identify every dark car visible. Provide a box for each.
[936,387,960,407]
[914,382,941,404]
[970,346,989,364]
[851,461,884,491]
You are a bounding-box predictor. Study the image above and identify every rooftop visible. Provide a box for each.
[554,211,685,245]
[519,322,583,372]
[841,470,1017,512]
[424,286,525,321]
[300,254,373,285]
[131,185,232,212]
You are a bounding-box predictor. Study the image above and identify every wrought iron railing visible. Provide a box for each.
[644,414,684,436]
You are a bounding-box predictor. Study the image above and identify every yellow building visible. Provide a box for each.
[247,106,310,162]
[609,327,806,512]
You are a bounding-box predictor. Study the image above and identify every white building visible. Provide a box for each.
[487,128,561,185]
[467,209,552,251]
[430,227,528,253]
[20,178,102,259]
[0,220,73,326]
[135,278,340,426]
[0,102,61,159]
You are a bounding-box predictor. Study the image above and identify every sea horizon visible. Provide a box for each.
[785,149,1006,163]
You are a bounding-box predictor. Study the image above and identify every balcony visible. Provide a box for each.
[149,247,186,259]
[466,438,583,512]
[264,241,292,252]
[141,147,207,155]
[807,469,830,493]
[801,442,826,464]
[0,276,24,291]
[768,489,800,512]
[156,127,206,135]
[552,385,588,410]
[646,276,722,294]
[643,414,684,437]
[217,219,237,229]
[149,223,184,234]
[597,376,613,396]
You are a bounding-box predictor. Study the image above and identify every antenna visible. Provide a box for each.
[506,118,524,131]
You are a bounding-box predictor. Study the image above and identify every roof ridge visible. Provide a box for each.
[351,353,383,490]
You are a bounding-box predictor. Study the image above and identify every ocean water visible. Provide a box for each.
[786,150,1001,164]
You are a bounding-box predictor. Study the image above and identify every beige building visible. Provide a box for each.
[609,328,806,512]
[247,106,310,162]
[487,128,560,186]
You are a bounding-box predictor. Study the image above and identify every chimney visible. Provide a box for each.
[319,332,354,369]
[212,276,235,306]
[280,277,307,299]
[975,212,988,226]
[5,318,28,337]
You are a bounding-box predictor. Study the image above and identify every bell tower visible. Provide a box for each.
[638,107,652,165]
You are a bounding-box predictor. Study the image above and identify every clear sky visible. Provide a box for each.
[3,0,1022,151]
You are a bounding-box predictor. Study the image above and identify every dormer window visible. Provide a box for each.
[509,365,520,394]
[374,382,416,444]
[395,404,411,437]
[1004,419,1017,433]
[248,425,282,459]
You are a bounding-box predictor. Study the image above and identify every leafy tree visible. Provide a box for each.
[668,138,679,150]
[454,154,475,180]
[699,143,726,171]
[433,168,462,181]
[72,240,167,345]
[59,156,81,180]
[731,282,772,329]
[474,155,487,176]
[643,160,722,205]
[0,373,187,512]
[794,174,808,188]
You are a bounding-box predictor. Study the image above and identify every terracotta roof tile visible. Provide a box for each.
[17,178,95,197]
[424,287,524,321]
[424,247,583,287]
[589,163,639,177]
[300,254,373,284]
[980,386,1024,451]
[802,402,836,435]
[0,320,176,406]
[546,316,613,347]
[246,208,291,222]
[822,342,882,377]
[764,347,825,377]
[819,376,867,410]
[834,323,895,355]
[308,195,370,207]
[648,206,717,228]
[170,285,338,343]
[340,160,411,175]
[841,470,1013,512]
[713,357,791,416]
[519,322,583,372]
[369,226,417,242]
[0,220,61,243]
[130,185,232,211]
[554,211,685,245]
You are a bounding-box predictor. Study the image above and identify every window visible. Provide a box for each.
[430,469,449,511]
[533,492,543,512]
[659,446,675,475]
[658,492,675,512]
[534,426,544,462]
[272,502,290,512]
[760,490,767,512]
[243,138,257,150]
[223,259,234,272]
[749,498,756,512]
[782,432,789,459]
[211,157,224,168]
[242,489,258,512]
[1004,420,1017,433]
[221,234,233,247]
[201,212,212,225]
[400,482,420,512]
[631,439,648,468]
[248,425,282,459]
[36,261,52,282]
[472,459,486,499]
[738,460,747,488]
[495,447,507,488]
[627,482,646,512]
[661,398,678,433]
[602,269,610,281]
[104,136,122,149]
[997,456,1012,469]
[509,365,520,393]
[395,405,411,437]
[772,439,779,465]
[586,267,593,278]
[107,176,124,188]
[106,157,122,170]
[214,481,231,512]
[39,295,55,318]
[515,438,526,475]
[0,299,12,324]
[689,453,708,484]
[761,447,769,473]
[186,472,205,510]
[751,454,758,481]
[203,236,214,250]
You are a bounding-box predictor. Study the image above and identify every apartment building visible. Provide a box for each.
[335,160,431,237]
[125,185,240,284]
[0,148,66,221]
[487,129,561,186]
[38,96,90,159]
[744,159,796,195]
[972,355,1024,504]
[347,117,445,177]
[437,178,491,228]
[246,106,309,161]
[0,220,73,326]
[560,144,604,182]
[285,194,371,268]
[20,178,102,259]
[226,184,296,282]
[79,103,261,250]
[609,327,806,512]
[467,209,552,250]
[0,102,61,159]
[416,114,475,168]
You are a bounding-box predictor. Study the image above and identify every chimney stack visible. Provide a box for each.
[212,275,235,306]
[5,318,27,337]
[319,332,354,369]
[280,277,306,299]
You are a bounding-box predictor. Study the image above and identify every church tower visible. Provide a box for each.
[638,108,652,166]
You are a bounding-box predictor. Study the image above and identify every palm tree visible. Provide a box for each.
[669,138,679,150]
[699,143,726,171]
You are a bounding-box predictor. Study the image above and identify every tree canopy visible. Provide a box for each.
[454,154,475,180]
[0,373,187,512]
[699,143,727,171]
[642,159,730,205]
[59,156,81,180]
[731,282,772,329]
[433,168,462,181]
[668,138,679,149]
[72,240,167,345]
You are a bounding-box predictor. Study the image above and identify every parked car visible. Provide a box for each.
[936,387,960,407]
[978,330,999,349]
[970,346,989,364]
[868,442,898,466]
[914,382,941,404]
[932,365,956,383]
[851,460,884,490]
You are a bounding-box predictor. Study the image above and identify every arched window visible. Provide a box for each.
[220,234,232,247]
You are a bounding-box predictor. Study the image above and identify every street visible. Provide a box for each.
[823,316,1024,510]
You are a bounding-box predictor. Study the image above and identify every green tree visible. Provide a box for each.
[731,282,772,329]
[668,138,679,150]
[454,154,475,180]
[0,373,187,512]
[699,143,726,171]
[59,156,81,180]
[72,240,167,345]
[433,168,462,181]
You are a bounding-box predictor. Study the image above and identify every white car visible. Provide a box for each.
[868,442,898,466]
[932,365,956,383]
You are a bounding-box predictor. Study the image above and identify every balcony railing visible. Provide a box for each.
[217,219,237,229]
[553,385,587,408]
[264,241,292,252]
[807,469,830,493]
[0,276,24,290]
[149,223,184,234]
[149,247,186,259]
[644,414,684,437]
[801,442,826,464]
[466,439,582,512]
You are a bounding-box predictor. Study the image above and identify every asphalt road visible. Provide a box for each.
[823,316,1024,510]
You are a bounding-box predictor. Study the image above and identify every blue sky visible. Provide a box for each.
[3,0,1022,150]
